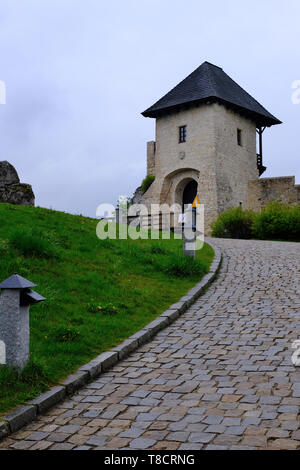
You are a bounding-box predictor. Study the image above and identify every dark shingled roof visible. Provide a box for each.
[142,62,281,127]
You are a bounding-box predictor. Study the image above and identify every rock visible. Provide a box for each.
[0,184,35,206]
[0,161,20,187]
[131,186,145,206]
[127,187,146,227]
[0,161,35,206]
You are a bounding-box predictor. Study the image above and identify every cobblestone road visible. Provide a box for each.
[1,239,300,450]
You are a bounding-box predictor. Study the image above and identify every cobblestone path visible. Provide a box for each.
[1,239,300,450]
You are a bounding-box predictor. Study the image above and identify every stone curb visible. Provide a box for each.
[29,386,66,415]
[0,405,36,434]
[0,241,222,440]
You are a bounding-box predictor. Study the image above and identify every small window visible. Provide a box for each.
[237,129,242,146]
[179,125,187,143]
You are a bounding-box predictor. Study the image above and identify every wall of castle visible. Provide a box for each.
[247,176,300,212]
[213,104,258,212]
[147,141,156,176]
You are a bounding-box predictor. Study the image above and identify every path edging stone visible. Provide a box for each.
[0,405,36,434]
[29,386,66,414]
[0,241,222,440]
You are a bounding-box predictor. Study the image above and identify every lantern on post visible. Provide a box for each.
[0,274,45,369]
[182,205,197,259]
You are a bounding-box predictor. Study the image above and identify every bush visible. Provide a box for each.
[141,174,155,194]
[10,229,60,259]
[211,206,256,239]
[252,202,300,241]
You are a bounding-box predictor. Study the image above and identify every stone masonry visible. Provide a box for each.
[1,238,299,451]
[248,176,300,212]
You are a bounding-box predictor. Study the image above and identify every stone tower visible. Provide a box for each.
[139,61,283,232]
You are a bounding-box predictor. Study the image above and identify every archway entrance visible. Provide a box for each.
[182,180,198,211]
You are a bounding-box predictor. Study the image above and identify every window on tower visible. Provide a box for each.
[179,125,187,143]
[237,129,242,146]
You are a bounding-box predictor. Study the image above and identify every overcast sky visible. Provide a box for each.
[0,0,299,217]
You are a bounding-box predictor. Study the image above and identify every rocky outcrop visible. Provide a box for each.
[0,161,35,206]
[0,161,20,187]
[131,186,146,206]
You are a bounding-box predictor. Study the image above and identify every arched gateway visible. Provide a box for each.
[182,180,198,210]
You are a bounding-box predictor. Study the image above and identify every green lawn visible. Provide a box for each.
[0,203,214,414]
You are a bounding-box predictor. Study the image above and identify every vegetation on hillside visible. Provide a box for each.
[0,203,213,413]
[141,174,155,194]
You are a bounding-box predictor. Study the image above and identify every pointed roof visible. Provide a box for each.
[0,274,36,289]
[142,62,281,127]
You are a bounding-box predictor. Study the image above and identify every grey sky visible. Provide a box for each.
[0,0,299,217]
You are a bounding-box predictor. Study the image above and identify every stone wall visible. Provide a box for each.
[214,104,258,212]
[147,141,156,176]
[247,176,300,212]
[0,161,35,206]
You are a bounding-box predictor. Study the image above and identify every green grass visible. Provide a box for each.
[0,203,214,414]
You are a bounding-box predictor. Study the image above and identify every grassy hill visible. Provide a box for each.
[0,203,214,414]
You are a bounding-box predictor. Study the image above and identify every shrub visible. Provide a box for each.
[141,174,155,194]
[10,229,60,259]
[211,206,256,239]
[252,202,300,241]
[117,196,131,210]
